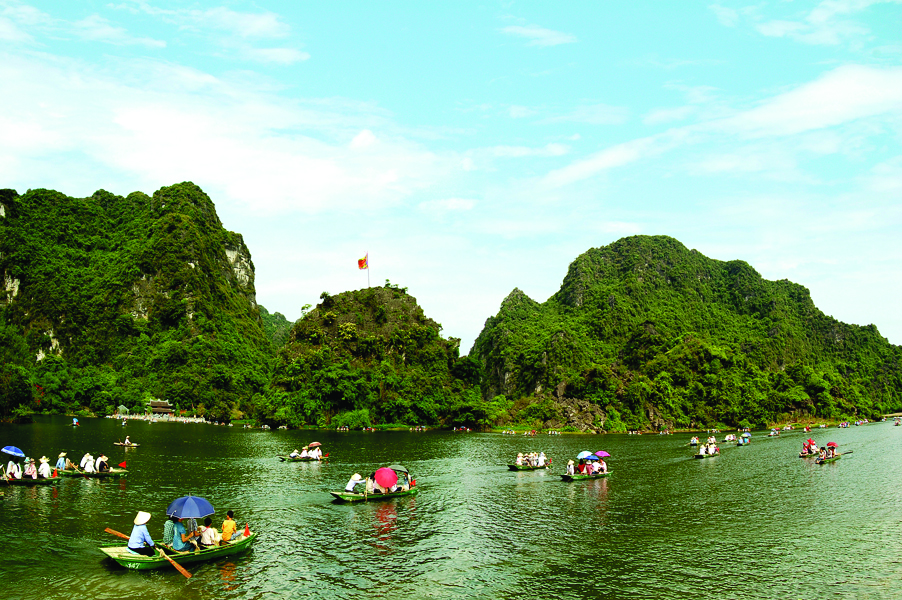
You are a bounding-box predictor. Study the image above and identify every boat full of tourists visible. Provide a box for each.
[331,465,417,502]
[101,532,257,570]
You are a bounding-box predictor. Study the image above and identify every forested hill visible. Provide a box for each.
[471,235,902,431]
[0,183,272,421]
[255,284,483,428]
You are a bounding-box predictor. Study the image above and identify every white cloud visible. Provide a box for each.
[643,106,695,125]
[709,3,740,27]
[107,1,306,63]
[0,16,31,42]
[198,6,291,39]
[417,197,477,215]
[500,24,577,47]
[711,65,902,137]
[716,0,901,47]
[541,136,661,188]
[72,14,165,47]
[508,105,537,118]
[542,103,629,125]
[242,47,309,65]
[0,53,456,215]
[488,143,568,158]
[350,129,378,149]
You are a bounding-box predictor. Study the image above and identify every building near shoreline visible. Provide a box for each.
[150,400,173,415]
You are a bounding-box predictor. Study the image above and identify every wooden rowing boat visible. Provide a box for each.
[3,476,60,486]
[816,454,842,464]
[113,443,140,447]
[507,464,548,471]
[560,472,611,481]
[59,468,128,478]
[694,452,720,458]
[799,452,818,458]
[99,533,257,570]
[277,455,323,462]
[330,486,419,502]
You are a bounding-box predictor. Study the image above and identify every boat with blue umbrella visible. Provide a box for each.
[561,451,612,481]
[100,495,257,572]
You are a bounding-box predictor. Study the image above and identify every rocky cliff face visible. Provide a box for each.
[0,182,271,419]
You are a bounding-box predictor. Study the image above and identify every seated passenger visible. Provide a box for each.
[221,510,239,542]
[289,448,300,458]
[38,456,51,478]
[345,473,365,493]
[566,460,575,475]
[172,518,199,553]
[198,517,218,548]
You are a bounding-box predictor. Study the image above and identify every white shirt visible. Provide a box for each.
[300,449,308,458]
[80,454,91,468]
[6,461,22,479]
[538,454,546,466]
[199,526,217,546]
[84,460,95,473]
[38,462,51,478]
[345,478,364,492]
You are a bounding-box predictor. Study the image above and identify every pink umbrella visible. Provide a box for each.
[374,467,398,488]
[595,451,611,458]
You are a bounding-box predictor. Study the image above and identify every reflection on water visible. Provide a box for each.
[2,416,902,599]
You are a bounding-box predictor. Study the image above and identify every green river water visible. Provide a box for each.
[1,416,901,599]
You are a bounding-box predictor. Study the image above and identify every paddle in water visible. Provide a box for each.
[104,527,192,578]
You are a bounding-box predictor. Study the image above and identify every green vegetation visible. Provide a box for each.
[255,282,483,428]
[470,235,902,431]
[3,184,899,432]
[0,183,272,421]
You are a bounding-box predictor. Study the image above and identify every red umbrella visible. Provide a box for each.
[374,467,398,488]
[308,442,322,447]
[807,439,815,444]
[827,442,838,448]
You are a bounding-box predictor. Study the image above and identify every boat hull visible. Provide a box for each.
[100,533,257,570]
[560,472,611,481]
[816,455,842,464]
[277,456,323,462]
[113,443,139,447]
[330,487,419,502]
[694,453,720,458]
[59,468,128,478]
[507,464,547,471]
[4,476,60,486]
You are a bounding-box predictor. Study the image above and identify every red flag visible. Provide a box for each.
[52,469,57,477]
[119,460,127,468]
[357,253,368,270]
[244,523,250,537]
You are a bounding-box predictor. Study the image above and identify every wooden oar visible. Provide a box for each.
[104,528,192,578]
[158,546,192,578]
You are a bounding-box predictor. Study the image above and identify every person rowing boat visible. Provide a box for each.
[128,511,157,556]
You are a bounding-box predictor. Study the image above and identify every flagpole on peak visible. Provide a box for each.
[358,252,369,288]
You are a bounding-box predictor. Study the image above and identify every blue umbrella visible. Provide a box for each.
[166,495,215,519]
[2,446,25,458]
[741,432,751,438]
[584,455,600,461]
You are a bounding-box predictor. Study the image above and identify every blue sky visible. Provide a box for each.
[2,1,901,351]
